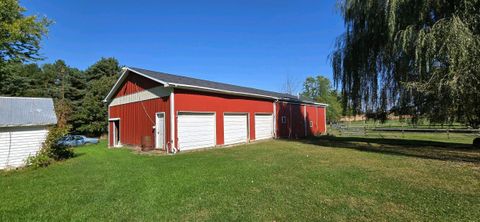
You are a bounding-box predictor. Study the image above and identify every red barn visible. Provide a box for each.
[104,67,327,152]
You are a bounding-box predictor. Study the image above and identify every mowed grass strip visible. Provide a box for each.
[1,139,479,221]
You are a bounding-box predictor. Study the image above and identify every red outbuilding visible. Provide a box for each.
[104,67,327,152]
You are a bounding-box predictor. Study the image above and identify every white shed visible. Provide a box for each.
[0,97,57,170]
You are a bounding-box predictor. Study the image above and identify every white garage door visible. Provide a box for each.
[0,126,48,169]
[255,114,273,140]
[178,113,216,151]
[224,114,248,145]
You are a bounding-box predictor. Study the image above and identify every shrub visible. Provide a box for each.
[473,138,480,148]
[27,126,73,168]
[27,152,52,168]
[45,126,74,160]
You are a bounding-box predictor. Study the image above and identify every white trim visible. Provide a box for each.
[104,68,128,103]
[276,100,328,107]
[107,106,111,147]
[155,112,166,150]
[170,90,176,153]
[128,68,170,86]
[109,86,171,107]
[273,101,277,138]
[109,119,121,148]
[103,67,170,103]
[0,96,52,100]
[0,123,56,128]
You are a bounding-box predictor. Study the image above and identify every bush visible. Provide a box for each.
[27,126,73,168]
[46,126,74,160]
[27,152,52,168]
[473,138,480,148]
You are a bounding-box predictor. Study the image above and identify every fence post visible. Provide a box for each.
[364,121,367,137]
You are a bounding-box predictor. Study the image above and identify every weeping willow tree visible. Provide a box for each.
[332,0,480,127]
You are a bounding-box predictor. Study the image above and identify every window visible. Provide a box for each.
[281,116,287,124]
[309,121,313,127]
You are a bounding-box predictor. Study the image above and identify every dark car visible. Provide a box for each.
[57,135,99,147]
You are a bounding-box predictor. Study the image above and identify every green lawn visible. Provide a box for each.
[345,119,470,129]
[1,138,479,221]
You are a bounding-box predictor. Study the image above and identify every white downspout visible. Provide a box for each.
[316,105,318,134]
[273,100,278,138]
[170,89,177,153]
[107,106,110,147]
[324,106,327,134]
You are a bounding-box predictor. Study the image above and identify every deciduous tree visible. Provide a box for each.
[332,0,480,127]
[302,76,343,122]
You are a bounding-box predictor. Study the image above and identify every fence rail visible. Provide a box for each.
[329,123,480,138]
[371,128,480,133]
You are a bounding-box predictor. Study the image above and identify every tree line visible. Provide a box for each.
[0,0,119,136]
[0,58,120,136]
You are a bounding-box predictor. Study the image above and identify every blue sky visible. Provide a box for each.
[23,0,344,93]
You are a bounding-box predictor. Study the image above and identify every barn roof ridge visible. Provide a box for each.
[105,66,327,106]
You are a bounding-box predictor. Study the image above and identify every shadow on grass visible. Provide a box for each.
[301,136,480,164]
[72,153,85,158]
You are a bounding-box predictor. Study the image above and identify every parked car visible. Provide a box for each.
[57,135,99,147]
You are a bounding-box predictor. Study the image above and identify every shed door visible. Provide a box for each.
[255,114,273,140]
[224,114,248,145]
[178,113,216,151]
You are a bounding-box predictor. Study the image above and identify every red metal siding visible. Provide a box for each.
[305,105,326,136]
[276,103,327,138]
[318,106,326,133]
[109,98,170,148]
[115,74,161,98]
[174,89,274,148]
[275,103,305,138]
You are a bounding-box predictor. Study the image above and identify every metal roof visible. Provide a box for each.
[130,67,300,99]
[0,97,57,127]
[104,67,328,106]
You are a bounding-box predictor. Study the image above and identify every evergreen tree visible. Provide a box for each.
[75,58,121,136]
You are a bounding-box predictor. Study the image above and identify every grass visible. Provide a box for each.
[330,128,478,144]
[1,137,479,221]
[345,119,470,129]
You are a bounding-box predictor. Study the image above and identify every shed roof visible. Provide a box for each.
[105,67,328,106]
[0,97,57,127]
